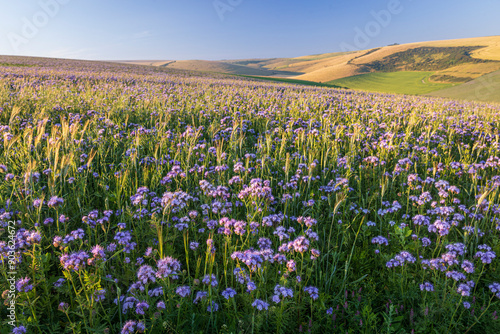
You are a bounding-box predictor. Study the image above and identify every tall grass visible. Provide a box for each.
[0,56,499,333]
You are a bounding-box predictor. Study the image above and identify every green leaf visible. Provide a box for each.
[405,229,413,238]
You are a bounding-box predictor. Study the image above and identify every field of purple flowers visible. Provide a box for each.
[1,56,500,333]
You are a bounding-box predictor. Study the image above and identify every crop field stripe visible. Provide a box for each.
[327,71,456,95]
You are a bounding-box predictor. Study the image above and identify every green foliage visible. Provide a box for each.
[363,46,495,72]
[428,74,473,83]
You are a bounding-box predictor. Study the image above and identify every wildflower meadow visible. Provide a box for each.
[1,56,500,333]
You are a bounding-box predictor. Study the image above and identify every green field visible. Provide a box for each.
[236,74,345,88]
[327,71,455,95]
[428,69,500,103]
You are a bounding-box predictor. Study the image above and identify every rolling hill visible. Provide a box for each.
[427,69,500,103]
[121,59,301,77]
[280,36,500,84]
[119,36,500,102]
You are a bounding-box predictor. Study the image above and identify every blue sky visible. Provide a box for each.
[0,0,499,60]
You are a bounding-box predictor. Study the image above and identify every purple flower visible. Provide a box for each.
[206,221,217,230]
[371,236,389,246]
[457,283,471,297]
[258,238,272,250]
[446,271,466,281]
[446,243,466,256]
[53,236,63,247]
[43,217,54,226]
[194,291,208,304]
[94,289,106,302]
[91,245,106,259]
[136,322,146,332]
[148,286,163,297]
[58,302,69,311]
[413,215,430,226]
[137,265,156,284]
[221,287,237,300]
[70,228,85,239]
[60,251,89,271]
[475,250,496,264]
[121,320,138,334]
[207,301,219,312]
[292,236,310,253]
[176,285,191,297]
[304,286,319,300]
[202,274,218,287]
[24,230,41,244]
[53,278,66,287]
[231,250,265,271]
[135,301,149,315]
[114,231,136,253]
[246,281,257,292]
[274,284,294,300]
[310,248,320,260]
[157,301,166,310]
[156,257,181,279]
[121,296,138,313]
[161,191,192,213]
[238,179,274,202]
[420,282,434,292]
[48,196,64,208]
[489,282,500,293]
[461,260,475,274]
[16,277,33,292]
[12,326,27,334]
[174,222,189,231]
[252,299,269,310]
[489,282,500,298]
[297,216,317,227]
[386,251,416,268]
[263,213,285,227]
[421,237,432,247]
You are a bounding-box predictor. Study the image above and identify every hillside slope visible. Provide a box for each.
[118,36,500,100]
[286,36,500,83]
[120,36,500,83]
[125,59,302,77]
[428,70,500,103]
[328,72,454,95]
